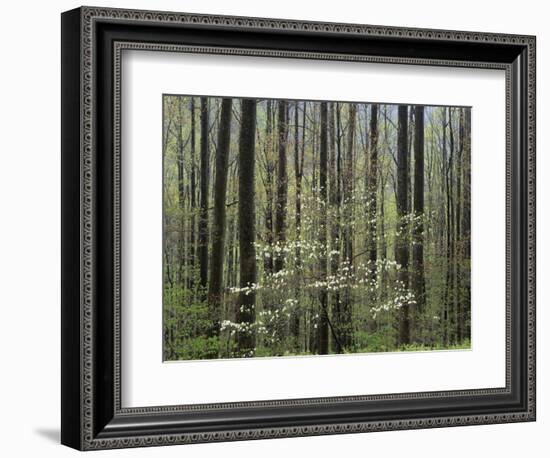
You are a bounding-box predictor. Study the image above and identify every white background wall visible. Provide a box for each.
[0,0,545,456]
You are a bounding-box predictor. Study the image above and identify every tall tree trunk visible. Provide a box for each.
[442,107,450,345]
[462,108,472,339]
[329,103,342,353]
[331,103,344,352]
[318,102,329,354]
[163,102,175,359]
[300,102,308,350]
[264,100,274,275]
[340,103,356,350]
[208,98,233,334]
[412,105,426,341]
[291,101,303,342]
[176,99,186,286]
[380,106,390,304]
[274,100,289,273]
[176,100,185,210]
[396,105,410,346]
[294,102,303,268]
[236,99,258,356]
[456,108,464,342]
[344,104,356,264]
[189,98,197,289]
[408,108,414,215]
[198,97,210,294]
[447,107,456,344]
[226,212,235,290]
[367,104,378,271]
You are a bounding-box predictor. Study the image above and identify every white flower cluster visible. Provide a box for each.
[370,291,416,319]
[228,282,262,296]
[220,299,301,344]
[220,319,255,335]
[255,239,335,262]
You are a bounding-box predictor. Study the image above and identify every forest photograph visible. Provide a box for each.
[162,95,471,361]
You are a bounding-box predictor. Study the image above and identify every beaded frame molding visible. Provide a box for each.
[61,6,536,451]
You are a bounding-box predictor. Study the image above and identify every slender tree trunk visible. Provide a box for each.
[300,102,307,348]
[456,108,464,342]
[198,97,210,294]
[226,212,235,290]
[442,108,450,345]
[189,98,197,289]
[340,103,356,350]
[344,105,356,264]
[412,105,426,342]
[380,106,390,303]
[236,99,258,356]
[176,99,186,286]
[462,108,472,339]
[176,101,185,210]
[291,101,302,342]
[367,104,378,271]
[396,105,410,346]
[328,103,342,353]
[318,102,329,354]
[331,103,344,352]
[380,170,389,296]
[274,100,289,273]
[448,107,456,344]
[163,103,175,359]
[264,100,274,275]
[294,102,303,268]
[208,98,233,334]
[408,108,414,216]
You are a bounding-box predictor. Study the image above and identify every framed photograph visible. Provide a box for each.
[61,6,536,450]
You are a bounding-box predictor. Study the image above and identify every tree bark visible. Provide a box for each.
[331,103,344,352]
[198,97,210,293]
[447,107,456,344]
[294,101,303,269]
[456,108,464,342]
[263,100,274,275]
[208,98,233,334]
[412,105,426,326]
[396,105,410,346]
[274,100,289,273]
[236,99,258,356]
[176,99,186,286]
[176,99,185,211]
[188,98,197,289]
[442,107,450,345]
[344,104,356,264]
[367,104,379,271]
[340,103,356,350]
[291,101,303,341]
[462,108,472,339]
[318,102,329,354]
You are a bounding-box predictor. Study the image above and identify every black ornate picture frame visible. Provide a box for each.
[61,6,536,450]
